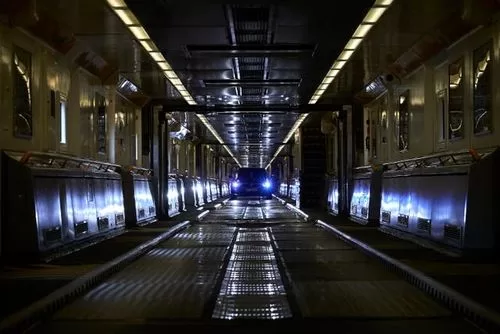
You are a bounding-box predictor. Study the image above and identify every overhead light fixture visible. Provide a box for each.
[106,0,239,165]
[265,113,309,169]
[106,0,194,104]
[308,0,394,104]
[196,114,241,167]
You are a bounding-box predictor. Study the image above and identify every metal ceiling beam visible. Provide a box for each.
[203,79,300,87]
[186,44,315,57]
[154,101,349,112]
[200,142,291,146]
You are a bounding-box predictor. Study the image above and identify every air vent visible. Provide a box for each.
[444,224,462,241]
[43,226,62,244]
[97,217,109,231]
[381,211,391,223]
[149,206,156,215]
[138,208,145,219]
[351,204,358,215]
[417,218,431,234]
[74,220,89,237]
[397,214,409,227]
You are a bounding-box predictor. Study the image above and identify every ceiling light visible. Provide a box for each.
[107,0,196,105]
[338,50,354,61]
[196,114,240,166]
[345,38,363,50]
[107,1,240,166]
[164,71,178,80]
[170,78,183,86]
[139,40,155,52]
[376,0,393,5]
[327,68,340,77]
[322,76,334,85]
[266,113,309,168]
[308,0,394,104]
[115,9,138,25]
[332,60,347,70]
[107,0,126,7]
[364,7,387,23]
[353,24,373,38]
[158,62,172,71]
[128,26,150,40]
[149,51,165,62]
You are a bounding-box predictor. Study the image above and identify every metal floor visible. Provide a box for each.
[32,199,483,333]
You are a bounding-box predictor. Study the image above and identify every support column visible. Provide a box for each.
[67,69,81,156]
[135,108,142,167]
[338,104,353,216]
[299,113,326,209]
[105,86,116,163]
[178,140,187,174]
[195,143,202,177]
[159,111,169,218]
[151,105,168,219]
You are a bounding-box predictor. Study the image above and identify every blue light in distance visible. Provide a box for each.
[262,179,271,189]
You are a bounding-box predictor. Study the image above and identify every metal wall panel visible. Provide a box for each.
[176,177,186,212]
[167,177,180,217]
[33,177,65,252]
[2,151,126,259]
[63,177,96,239]
[379,148,499,252]
[195,178,205,206]
[182,177,198,208]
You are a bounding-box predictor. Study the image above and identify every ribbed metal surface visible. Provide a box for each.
[280,249,371,263]
[262,208,303,219]
[52,225,236,320]
[293,280,451,318]
[270,224,321,233]
[243,207,264,219]
[278,223,452,319]
[236,231,268,241]
[275,239,352,251]
[212,228,292,319]
[272,231,334,240]
[202,201,304,223]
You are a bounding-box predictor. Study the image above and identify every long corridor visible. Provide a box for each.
[29,199,482,333]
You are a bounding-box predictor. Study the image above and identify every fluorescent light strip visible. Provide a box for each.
[265,113,309,169]
[308,0,394,104]
[106,0,194,104]
[107,0,239,165]
[196,114,241,166]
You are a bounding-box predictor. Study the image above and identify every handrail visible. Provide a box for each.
[352,165,372,173]
[384,147,497,171]
[126,165,153,176]
[4,150,121,172]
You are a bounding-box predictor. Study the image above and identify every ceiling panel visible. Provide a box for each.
[123,1,374,166]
